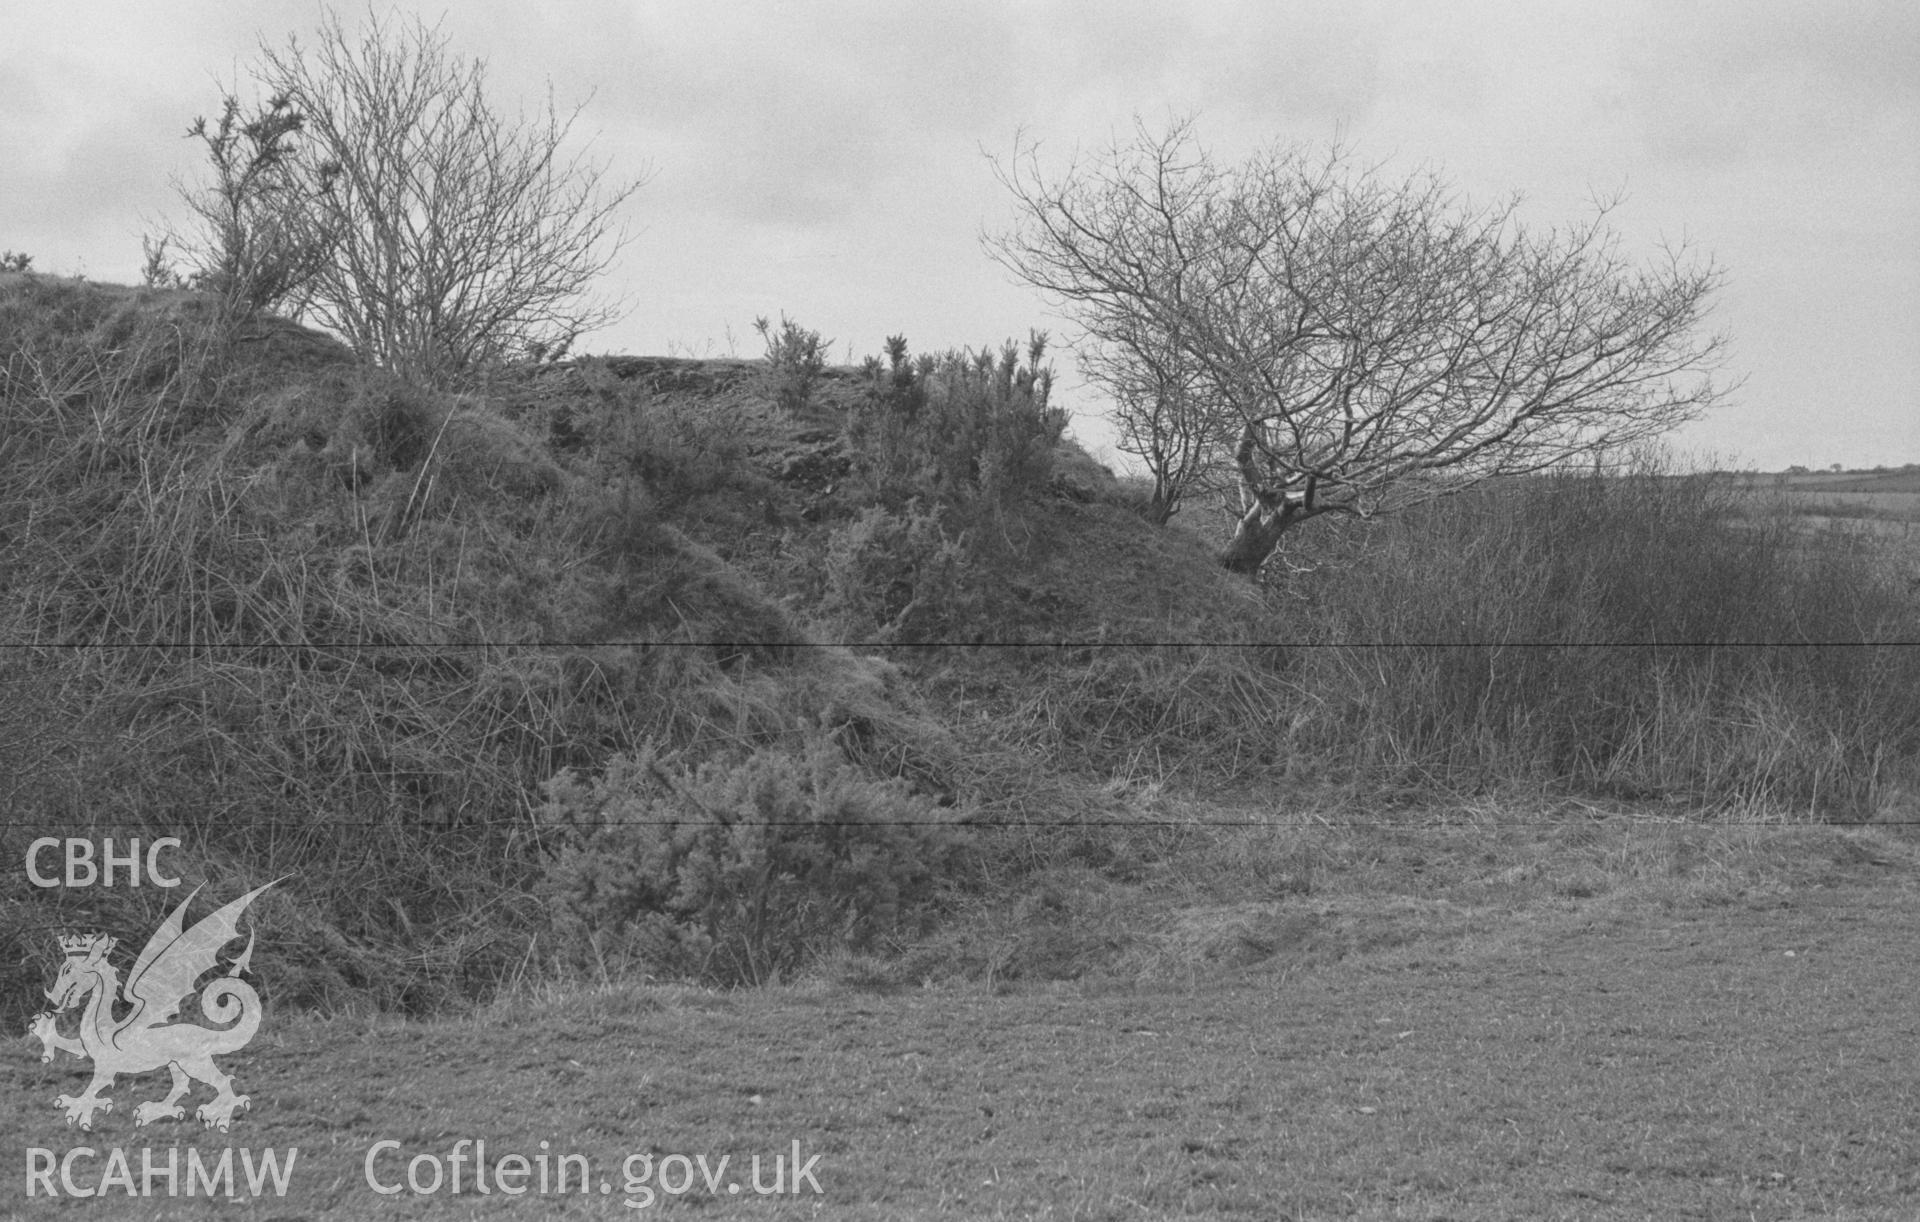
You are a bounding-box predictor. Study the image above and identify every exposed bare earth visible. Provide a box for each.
[10,823,1917,1220]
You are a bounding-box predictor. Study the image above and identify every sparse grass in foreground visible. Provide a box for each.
[8,814,1915,1220]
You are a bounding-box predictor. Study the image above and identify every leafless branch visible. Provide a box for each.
[257,7,647,383]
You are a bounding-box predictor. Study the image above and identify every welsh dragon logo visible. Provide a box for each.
[28,879,281,1132]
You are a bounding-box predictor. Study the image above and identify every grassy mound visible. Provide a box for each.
[5,274,1916,1020]
[0,277,977,1015]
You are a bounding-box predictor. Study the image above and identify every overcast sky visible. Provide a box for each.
[3,1,1915,470]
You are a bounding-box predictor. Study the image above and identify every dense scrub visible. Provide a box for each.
[4,275,1915,1020]
[1006,465,1920,816]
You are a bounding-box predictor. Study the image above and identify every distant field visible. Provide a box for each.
[1728,470,1920,541]
[1735,470,1912,518]
[1782,514,1920,545]
[1755,469,1920,495]
[1789,492,1920,522]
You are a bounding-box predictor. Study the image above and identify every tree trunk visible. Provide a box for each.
[1217,500,1299,575]
[1142,484,1176,526]
[1218,426,1316,574]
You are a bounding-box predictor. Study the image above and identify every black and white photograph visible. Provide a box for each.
[3,1,1916,1216]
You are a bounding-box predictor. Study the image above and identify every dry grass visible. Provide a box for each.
[10,275,1920,1217]
[6,274,1918,1025]
[0,278,973,1018]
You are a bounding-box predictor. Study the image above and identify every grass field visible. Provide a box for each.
[1724,470,1920,579]
[1762,469,1920,495]
[10,812,1919,1219]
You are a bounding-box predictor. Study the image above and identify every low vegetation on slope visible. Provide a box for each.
[3,273,1916,1020]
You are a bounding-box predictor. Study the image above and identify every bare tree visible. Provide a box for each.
[987,121,1239,525]
[987,119,1733,574]
[256,8,643,382]
[1076,310,1225,525]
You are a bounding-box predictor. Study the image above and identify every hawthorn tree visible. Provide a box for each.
[1076,306,1221,526]
[987,119,1732,574]
[250,8,643,381]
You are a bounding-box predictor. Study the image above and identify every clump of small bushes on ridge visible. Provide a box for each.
[818,333,1068,642]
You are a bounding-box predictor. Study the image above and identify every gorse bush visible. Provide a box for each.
[152,90,341,316]
[846,332,1065,516]
[818,501,977,643]
[755,314,830,414]
[535,739,963,986]
[554,356,765,518]
[817,334,1067,642]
